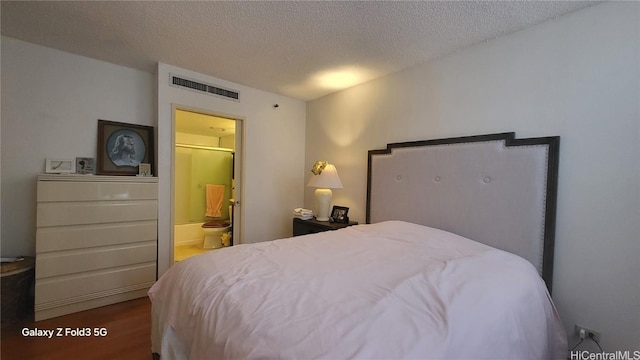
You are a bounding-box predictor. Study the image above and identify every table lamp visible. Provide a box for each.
[307,161,343,221]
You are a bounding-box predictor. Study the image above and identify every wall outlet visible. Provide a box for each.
[575,324,601,342]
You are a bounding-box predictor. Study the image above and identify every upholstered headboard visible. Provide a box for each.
[367,133,559,291]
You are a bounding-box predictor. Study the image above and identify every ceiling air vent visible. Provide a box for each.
[170,74,240,102]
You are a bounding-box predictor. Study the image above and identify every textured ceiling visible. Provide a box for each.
[1,1,598,101]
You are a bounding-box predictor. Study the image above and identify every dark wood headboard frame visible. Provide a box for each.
[366,132,560,292]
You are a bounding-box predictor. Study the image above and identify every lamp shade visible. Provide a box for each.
[306,164,343,189]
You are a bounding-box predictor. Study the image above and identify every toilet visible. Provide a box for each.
[202,220,231,249]
[201,204,232,249]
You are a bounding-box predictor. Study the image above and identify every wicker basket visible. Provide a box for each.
[1,257,35,323]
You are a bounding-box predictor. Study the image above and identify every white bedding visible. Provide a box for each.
[149,221,567,359]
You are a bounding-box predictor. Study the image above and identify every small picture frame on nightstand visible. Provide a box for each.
[330,206,349,224]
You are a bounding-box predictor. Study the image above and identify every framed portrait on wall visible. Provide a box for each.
[97,120,154,176]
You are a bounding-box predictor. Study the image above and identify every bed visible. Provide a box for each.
[149,132,566,359]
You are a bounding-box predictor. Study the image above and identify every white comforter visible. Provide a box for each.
[149,221,567,359]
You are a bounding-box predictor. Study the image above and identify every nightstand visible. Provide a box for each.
[292,217,358,236]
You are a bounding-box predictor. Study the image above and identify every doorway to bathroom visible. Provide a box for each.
[172,108,241,262]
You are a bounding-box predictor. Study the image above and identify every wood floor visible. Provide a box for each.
[1,297,152,360]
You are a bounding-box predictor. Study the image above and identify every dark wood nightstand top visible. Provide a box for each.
[292,217,358,236]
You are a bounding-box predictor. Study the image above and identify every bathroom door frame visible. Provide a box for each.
[170,104,244,262]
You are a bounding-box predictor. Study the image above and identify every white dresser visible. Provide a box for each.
[35,174,158,321]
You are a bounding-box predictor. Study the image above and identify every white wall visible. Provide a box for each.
[1,37,155,256]
[157,64,306,276]
[305,2,639,352]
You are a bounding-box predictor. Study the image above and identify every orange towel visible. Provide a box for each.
[205,184,225,218]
